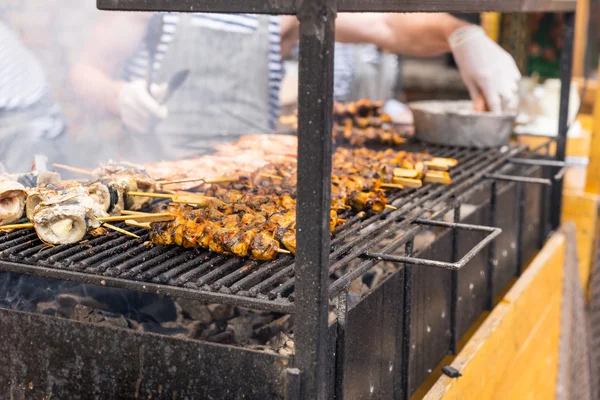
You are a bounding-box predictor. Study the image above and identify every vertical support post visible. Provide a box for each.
[334,287,348,400]
[294,0,336,399]
[486,181,498,310]
[551,11,576,230]
[515,182,526,276]
[538,167,548,248]
[449,204,461,355]
[399,240,414,400]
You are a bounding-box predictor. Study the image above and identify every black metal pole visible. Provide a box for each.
[450,204,461,354]
[334,288,348,399]
[515,182,525,276]
[399,240,414,400]
[294,0,336,398]
[550,11,575,230]
[486,181,497,310]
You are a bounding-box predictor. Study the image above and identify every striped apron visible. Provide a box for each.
[125,14,274,162]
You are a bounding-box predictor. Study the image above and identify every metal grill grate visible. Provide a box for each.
[0,143,527,312]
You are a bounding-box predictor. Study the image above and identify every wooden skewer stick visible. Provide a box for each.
[258,173,283,180]
[120,210,150,216]
[52,163,93,175]
[385,205,397,210]
[337,218,347,223]
[277,249,291,254]
[125,220,152,229]
[98,213,174,223]
[0,222,34,230]
[127,191,174,199]
[157,178,206,185]
[102,223,140,239]
[205,176,239,184]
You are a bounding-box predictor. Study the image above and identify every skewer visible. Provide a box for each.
[102,223,140,239]
[125,220,152,229]
[157,177,206,185]
[157,176,239,186]
[258,173,283,180]
[0,222,34,230]
[385,205,397,210]
[98,213,175,223]
[120,210,150,216]
[277,249,291,254]
[127,191,173,199]
[52,163,93,176]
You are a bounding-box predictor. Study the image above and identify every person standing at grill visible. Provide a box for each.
[0,20,67,172]
[70,12,520,161]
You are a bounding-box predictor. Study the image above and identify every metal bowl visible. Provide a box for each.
[409,100,517,148]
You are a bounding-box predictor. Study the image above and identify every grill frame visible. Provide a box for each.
[2,0,577,397]
[0,143,526,313]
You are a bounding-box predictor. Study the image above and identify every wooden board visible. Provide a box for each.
[562,190,600,289]
[585,68,600,195]
[423,232,565,400]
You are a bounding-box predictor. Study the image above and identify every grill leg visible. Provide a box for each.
[551,11,576,230]
[399,240,414,400]
[450,204,461,354]
[294,1,336,399]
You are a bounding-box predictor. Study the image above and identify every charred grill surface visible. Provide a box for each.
[0,143,525,312]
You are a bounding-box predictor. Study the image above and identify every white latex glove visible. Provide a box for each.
[449,25,521,113]
[118,80,169,134]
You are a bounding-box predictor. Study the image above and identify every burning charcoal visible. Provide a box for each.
[207,330,235,344]
[279,347,293,357]
[161,320,202,339]
[175,298,213,324]
[55,293,105,318]
[226,316,254,344]
[72,304,105,324]
[247,344,278,355]
[267,332,291,352]
[36,301,57,315]
[207,304,235,321]
[141,322,191,337]
[254,314,292,343]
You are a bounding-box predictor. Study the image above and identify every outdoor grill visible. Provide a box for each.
[0,0,577,399]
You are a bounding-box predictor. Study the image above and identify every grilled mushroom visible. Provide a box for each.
[0,180,27,225]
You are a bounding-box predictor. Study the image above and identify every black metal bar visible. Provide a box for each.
[334,287,349,400]
[399,240,414,400]
[485,173,552,186]
[509,157,571,182]
[551,10,576,230]
[97,0,576,13]
[515,182,526,276]
[450,205,461,355]
[538,166,549,248]
[293,0,336,398]
[486,181,498,310]
[508,158,569,167]
[363,223,501,271]
[285,368,302,400]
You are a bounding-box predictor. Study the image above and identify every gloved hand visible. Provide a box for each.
[118,80,169,134]
[449,25,521,113]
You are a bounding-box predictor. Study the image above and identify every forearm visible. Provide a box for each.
[335,13,470,56]
[70,63,124,116]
